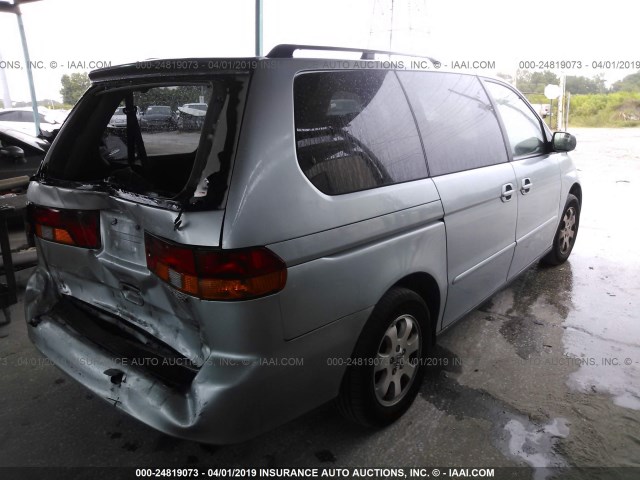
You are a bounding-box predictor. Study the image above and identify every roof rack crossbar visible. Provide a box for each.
[266,44,440,66]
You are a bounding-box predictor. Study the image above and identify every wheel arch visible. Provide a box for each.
[569,182,582,207]
[392,272,441,345]
[346,271,442,363]
[336,274,442,425]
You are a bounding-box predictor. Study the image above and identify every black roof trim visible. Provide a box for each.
[87,45,442,82]
[88,58,257,82]
[266,44,440,66]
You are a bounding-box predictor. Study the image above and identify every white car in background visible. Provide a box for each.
[108,106,127,129]
[0,107,65,136]
[177,102,207,130]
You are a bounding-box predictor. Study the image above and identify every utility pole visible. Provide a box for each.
[255,0,263,56]
[544,84,561,130]
[0,0,43,135]
[389,0,395,50]
[0,50,12,108]
[557,74,566,131]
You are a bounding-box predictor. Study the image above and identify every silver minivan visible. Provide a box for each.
[25,45,581,444]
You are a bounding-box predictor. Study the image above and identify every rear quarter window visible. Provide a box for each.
[294,70,427,195]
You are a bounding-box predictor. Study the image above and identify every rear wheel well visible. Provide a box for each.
[394,273,440,344]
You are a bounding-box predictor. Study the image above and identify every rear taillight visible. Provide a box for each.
[144,233,287,301]
[29,205,101,249]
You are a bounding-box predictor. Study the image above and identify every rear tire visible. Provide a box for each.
[337,287,431,427]
[541,193,580,266]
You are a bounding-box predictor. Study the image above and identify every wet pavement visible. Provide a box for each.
[0,128,638,477]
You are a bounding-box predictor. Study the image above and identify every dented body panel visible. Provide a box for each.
[26,263,372,443]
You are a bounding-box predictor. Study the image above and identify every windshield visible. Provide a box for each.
[146,106,172,115]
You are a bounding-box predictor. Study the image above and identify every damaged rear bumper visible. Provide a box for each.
[24,268,283,444]
[25,267,369,444]
[27,309,273,444]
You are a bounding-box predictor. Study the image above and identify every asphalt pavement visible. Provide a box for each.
[0,128,638,479]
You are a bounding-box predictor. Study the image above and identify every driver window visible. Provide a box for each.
[485,82,546,157]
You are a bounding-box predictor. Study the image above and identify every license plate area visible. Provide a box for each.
[101,211,146,265]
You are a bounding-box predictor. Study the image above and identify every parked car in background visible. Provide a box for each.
[177,102,207,130]
[140,105,176,131]
[44,109,71,125]
[107,106,127,129]
[25,45,581,444]
[0,107,64,136]
[0,125,49,183]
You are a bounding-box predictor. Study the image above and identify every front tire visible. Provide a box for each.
[542,193,580,266]
[338,287,431,427]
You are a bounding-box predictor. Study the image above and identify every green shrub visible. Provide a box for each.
[568,91,640,127]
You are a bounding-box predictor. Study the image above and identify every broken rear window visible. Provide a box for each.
[40,76,248,209]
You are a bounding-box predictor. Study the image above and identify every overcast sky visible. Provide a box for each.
[0,0,637,103]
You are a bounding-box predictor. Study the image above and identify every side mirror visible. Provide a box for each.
[552,132,577,152]
[0,145,26,163]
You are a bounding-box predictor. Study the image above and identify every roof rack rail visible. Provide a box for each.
[266,44,441,67]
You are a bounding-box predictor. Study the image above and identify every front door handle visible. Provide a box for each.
[520,177,533,195]
[501,183,514,202]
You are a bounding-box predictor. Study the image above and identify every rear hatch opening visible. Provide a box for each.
[27,71,250,361]
[37,74,249,210]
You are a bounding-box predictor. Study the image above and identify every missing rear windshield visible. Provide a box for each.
[40,76,248,209]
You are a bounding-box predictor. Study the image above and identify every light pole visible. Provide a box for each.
[255,0,263,56]
[0,0,43,135]
[0,49,12,108]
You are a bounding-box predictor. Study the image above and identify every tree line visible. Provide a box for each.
[59,72,205,109]
[496,70,640,95]
[57,70,640,127]
[498,70,640,127]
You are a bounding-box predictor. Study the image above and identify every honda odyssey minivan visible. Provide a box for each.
[25,45,581,444]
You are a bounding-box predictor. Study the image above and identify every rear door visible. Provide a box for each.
[483,81,561,279]
[398,72,517,328]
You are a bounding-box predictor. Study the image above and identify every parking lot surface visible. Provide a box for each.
[0,128,638,478]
